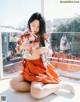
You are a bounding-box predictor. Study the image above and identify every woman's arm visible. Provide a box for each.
[16,42,31,53]
[39,47,49,55]
[16,33,32,53]
[20,43,32,50]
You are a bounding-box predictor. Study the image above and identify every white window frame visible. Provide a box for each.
[41,0,44,16]
[0,29,3,79]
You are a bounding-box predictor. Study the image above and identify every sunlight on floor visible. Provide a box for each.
[0,77,80,102]
[0,79,10,93]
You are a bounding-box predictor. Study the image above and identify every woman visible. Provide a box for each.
[9,12,75,99]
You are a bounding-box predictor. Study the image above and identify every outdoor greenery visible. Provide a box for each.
[57,16,80,32]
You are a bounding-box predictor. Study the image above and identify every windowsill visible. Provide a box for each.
[0,76,80,102]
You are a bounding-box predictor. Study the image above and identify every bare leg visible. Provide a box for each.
[30,82,60,99]
[30,81,75,99]
[9,75,31,92]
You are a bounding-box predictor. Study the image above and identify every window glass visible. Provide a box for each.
[44,0,80,32]
[0,0,41,78]
[44,0,80,79]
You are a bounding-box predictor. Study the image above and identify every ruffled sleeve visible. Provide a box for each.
[16,34,25,53]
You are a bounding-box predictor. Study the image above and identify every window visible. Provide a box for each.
[0,0,41,79]
[44,0,80,79]
[44,0,80,32]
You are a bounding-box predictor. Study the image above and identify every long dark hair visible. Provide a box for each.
[27,12,46,46]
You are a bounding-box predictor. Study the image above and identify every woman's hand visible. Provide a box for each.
[36,74,47,81]
[20,43,32,50]
[40,47,49,55]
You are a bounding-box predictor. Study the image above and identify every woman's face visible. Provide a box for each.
[30,20,39,34]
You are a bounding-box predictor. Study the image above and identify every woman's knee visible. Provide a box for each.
[30,82,44,99]
[9,75,23,90]
[9,78,16,89]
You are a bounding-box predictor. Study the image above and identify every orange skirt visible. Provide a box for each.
[21,58,61,84]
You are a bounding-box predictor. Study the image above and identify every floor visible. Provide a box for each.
[0,76,80,102]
